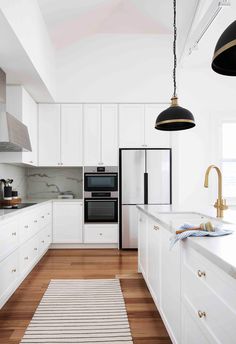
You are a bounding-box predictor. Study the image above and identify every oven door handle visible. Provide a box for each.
[85,199,117,202]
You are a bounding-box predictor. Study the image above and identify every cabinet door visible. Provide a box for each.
[61,104,83,166]
[138,211,148,278]
[84,104,101,166]
[22,88,38,165]
[161,228,181,343]
[38,104,61,166]
[53,202,83,243]
[147,218,161,305]
[119,104,145,147]
[144,104,170,148]
[101,104,118,166]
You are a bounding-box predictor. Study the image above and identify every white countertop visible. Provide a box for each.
[0,198,83,221]
[137,204,236,279]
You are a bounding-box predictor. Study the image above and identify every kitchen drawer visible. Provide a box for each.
[19,236,38,273]
[0,220,18,260]
[84,224,118,243]
[39,226,51,255]
[0,250,19,298]
[19,212,37,243]
[38,204,52,229]
[182,247,236,343]
[183,243,236,310]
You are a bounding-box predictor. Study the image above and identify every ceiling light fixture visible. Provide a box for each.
[212,19,236,75]
[155,0,195,131]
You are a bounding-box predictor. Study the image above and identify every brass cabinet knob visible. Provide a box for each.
[198,310,206,318]
[12,268,16,273]
[34,248,38,251]
[34,220,37,223]
[12,232,17,236]
[24,256,29,260]
[24,225,29,229]
[99,233,103,236]
[154,225,159,231]
[197,270,206,277]
[41,216,45,219]
[41,240,45,243]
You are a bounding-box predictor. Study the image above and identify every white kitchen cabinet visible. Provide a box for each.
[38,104,61,166]
[144,104,170,147]
[53,202,83,243]
[161,227,181,343]
[84,104,118,166]
[119,104,145,147]
[138,211,148,279]
[84,224,118,244]
[61,104,83,166]
[83,104,101,166]
[0,86,38,165]
[119,104,170,148]
[101,104,118,165]
[147,218,161,305]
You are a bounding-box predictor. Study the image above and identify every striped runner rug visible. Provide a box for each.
[20,279,133,344]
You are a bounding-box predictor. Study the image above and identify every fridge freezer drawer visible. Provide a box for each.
[122,205,138,249]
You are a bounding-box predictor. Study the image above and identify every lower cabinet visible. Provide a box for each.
[84,224,118,244]
[147,218,161,305]
[0,202,52,309]
[53,201,83,243]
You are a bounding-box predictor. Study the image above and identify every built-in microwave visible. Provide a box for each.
[84,166,118,192]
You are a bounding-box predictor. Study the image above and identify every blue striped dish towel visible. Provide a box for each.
[170,223,233,249]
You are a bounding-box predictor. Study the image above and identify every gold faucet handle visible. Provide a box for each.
[214,199,228,211]
[221,199,228,211]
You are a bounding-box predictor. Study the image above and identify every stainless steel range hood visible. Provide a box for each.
[0,69,32,152]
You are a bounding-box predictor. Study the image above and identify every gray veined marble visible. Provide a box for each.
[26,167,83,199]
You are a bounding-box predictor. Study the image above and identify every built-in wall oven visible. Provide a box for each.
[84,166,118,223]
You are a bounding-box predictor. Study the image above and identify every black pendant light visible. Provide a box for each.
[212,20,236,76]
[155,0,195,131]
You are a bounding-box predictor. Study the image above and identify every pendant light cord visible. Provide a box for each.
[173,0,177,98]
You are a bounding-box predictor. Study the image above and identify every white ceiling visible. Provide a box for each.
[37,0,199,53]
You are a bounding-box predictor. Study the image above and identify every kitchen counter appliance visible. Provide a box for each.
[84,166,118,223]
[119,148,171,249]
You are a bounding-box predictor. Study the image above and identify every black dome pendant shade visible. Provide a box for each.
[155,97,195,131]
[212,20,236,76]
[155,0,195,132]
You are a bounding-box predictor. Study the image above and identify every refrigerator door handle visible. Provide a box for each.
[144,172,148,204]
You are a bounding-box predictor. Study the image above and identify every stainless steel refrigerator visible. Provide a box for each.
[119,148,171,249]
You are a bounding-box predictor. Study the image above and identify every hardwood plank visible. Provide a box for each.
[0,249,171,344]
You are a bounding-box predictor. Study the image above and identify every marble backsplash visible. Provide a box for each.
[26,167,83,199]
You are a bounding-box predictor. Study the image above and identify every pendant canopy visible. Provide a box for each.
[212,20,236,76]
[155,97,195,131]
[155,0,195,132]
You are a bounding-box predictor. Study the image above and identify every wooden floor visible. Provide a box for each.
[0,249,171,344]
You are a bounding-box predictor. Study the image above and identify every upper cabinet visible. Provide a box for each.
[119,104,170,148]
[84,104,118,166]
[0,86,38,166]
[38,104,83,166]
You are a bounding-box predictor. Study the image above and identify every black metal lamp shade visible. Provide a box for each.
[155,97,195,131]
[212,20,236,76]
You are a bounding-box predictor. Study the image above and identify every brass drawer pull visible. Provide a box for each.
[34,220,38,223]
[41,216,45,219]
[24,225,29,229]
[24,256,29,260]
[197,270,206,277]
[41,240,45,243]
[34,248,38,251]
[12,268,16,273]
[99,233,103,236]
[154,225,159,231]
[12,232,17,236]
[198,310,206,318]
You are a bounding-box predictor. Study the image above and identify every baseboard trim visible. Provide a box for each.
[50,243,119,249]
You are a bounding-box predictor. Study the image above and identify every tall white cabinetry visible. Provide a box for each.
[38,104,83,166]
[0,86,38,165]
[119,104,170,148]
[83,104,118,166]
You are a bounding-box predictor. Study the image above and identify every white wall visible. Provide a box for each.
[0,0,56,100]
[55,34,173,103]
[0,164,26,199]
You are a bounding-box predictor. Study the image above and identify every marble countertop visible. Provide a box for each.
[137,204,236,279]
[0,198,83,221]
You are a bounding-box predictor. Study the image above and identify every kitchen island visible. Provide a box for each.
[137,204,236,344]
